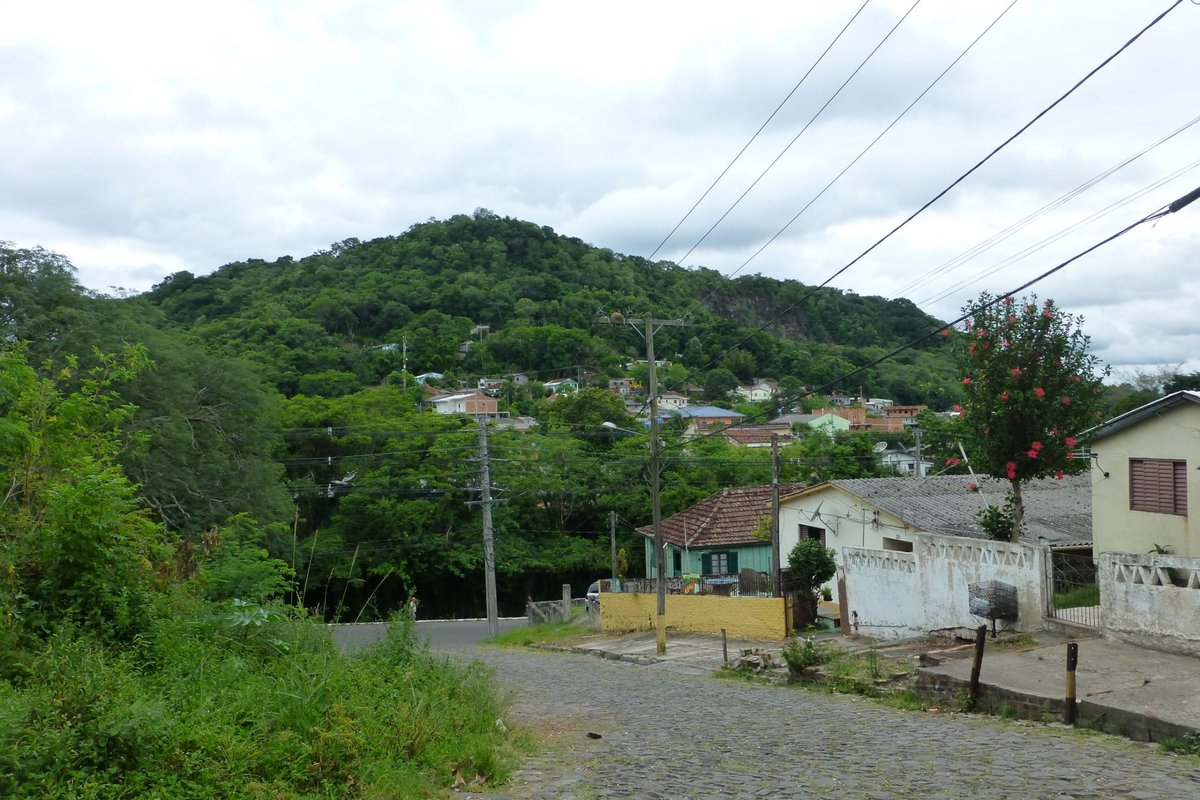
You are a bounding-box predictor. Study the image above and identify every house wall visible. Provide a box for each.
[600,591,787,639]
[1091,404,1200,558]
[1099,552,1200,656]
[645,540,772,577]
[842,531,1048,640]
[779,487,915,569]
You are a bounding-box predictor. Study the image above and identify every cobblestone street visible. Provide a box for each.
[459,647,1200,800]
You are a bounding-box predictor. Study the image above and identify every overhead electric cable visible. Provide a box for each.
[647,0,871,261]
[668,183,1200,451]
[669,0,922,278]
[724,0,1019,282]
[896,112,1200,299]
[691,0,1184,376]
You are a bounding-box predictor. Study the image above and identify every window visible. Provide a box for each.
[1129,458,1188,515]
[672,550,682,576]
[701,551,738,575]
[799,524,826,548]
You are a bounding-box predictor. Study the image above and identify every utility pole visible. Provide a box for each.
[610,510,617,580]
[467,417,505,636]
[771,434,781,597]
[599,311,686,655]
[913,426,923,480]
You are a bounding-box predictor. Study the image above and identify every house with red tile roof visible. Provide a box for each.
[636,484,805,583]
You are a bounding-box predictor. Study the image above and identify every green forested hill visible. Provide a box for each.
[143,209,955,404]
[4,214,963,621]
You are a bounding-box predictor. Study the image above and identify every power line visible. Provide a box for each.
[668,1,922,280]
[690,0,1184,377]
[647,0,871,261]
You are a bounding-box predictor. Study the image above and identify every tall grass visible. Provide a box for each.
[0,593,517,799]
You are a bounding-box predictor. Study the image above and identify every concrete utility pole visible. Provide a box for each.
[600,311,686,655]
[913,426,923,480]
[467,417,505,637]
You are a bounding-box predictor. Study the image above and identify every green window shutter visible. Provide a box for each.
[701,552,712,575]
[728,551,739,574]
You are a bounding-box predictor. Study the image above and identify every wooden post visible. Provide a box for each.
[1065,642,1079,725]
[968,624,987,708]
[562,583,571,623]
[722,628,729,667]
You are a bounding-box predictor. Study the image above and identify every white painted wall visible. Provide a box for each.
[1100,552,1200,656]
[779,486,916,567]
[842,531,1049,640]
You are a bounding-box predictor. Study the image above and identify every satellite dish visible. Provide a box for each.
[873,441,889,453]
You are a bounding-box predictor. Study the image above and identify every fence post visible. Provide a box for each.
[562,584,572,622]
[968,624,987,708]
[1065,642,1079,725]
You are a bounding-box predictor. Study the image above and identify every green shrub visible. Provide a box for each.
[0,611,517,799]
[781,636,834,673]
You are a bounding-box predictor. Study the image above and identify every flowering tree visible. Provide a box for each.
[951,294,1107,542]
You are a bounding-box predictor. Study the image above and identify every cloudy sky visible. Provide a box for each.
[3,1,1199,377]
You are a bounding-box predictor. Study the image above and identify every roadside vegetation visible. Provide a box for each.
[0,347,518,798]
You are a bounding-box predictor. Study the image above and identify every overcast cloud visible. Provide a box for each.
[3,0,1199,377]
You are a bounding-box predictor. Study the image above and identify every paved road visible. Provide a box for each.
[460,647,1200,800]
[330,618,527,653]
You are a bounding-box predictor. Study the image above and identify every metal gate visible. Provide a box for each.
[1047,547,1101,628]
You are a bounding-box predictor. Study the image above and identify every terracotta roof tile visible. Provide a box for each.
[637,483,807,548]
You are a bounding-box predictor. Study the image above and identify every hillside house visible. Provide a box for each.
[429,391,499,418]
[1086,391,1200,654]
[543,378,578,394]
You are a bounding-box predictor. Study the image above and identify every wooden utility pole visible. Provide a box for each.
[771,434,782,597]
[600,311,686,655]
[610,510,617,580]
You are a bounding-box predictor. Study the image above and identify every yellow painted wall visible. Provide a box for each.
[600,592,787,640]
[1093,404,1200,559]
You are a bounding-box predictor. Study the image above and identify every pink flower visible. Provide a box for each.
[1006,461,1018,479]
[962,377,972,385]
[941,328,951,337]
[952,405,961,413]
[1067,452,1075,460]
[967,482,979,491]
[1001,391,1010,402]
[1003,296,1014,305]
[1031,440,1043,451]
[946,457,961,467]
[1043,311,1053,320]
[1007,315,1018,323]
[977,328,988,338]
[968,343,976,356]
[1011,367,1022,376]
[1001,340,1011,349]
[1026,449,1039,459]
[1033,387,1046,399]
[1065,436,1077,446]
[1061,397,1071,406]
[981,342,990,350]
[1055,470,1064,480]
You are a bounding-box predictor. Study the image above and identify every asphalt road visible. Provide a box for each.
[329,617,527,653]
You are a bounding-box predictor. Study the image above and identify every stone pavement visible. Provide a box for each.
[461,643,1200,799]
[550,627,1200,743]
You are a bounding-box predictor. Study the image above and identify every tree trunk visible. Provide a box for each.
[1008,479,1024,543]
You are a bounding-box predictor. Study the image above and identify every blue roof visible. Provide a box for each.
[668,405,744,418]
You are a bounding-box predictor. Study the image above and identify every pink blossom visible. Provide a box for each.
[1043,311,1053,320]
[981,342,990,350]
[1007,315,1018,324]
[1061,397,1071,406]
[1031,440,1043,451]
[1006,461,1018,479]
[941,328,951,337]
[1065,436,1077,446]
[967,482,979,491]
[1001,340,1011,349]
[962,377,972,385]
[977,328,988,337]
[1055,470,1064,480]
[1011,367,1022,376]
[952,405,961,413]
[946,457,961,466]
[1067,452,1075,460]
[1026,449,1039,459]
[1033,387,1046,399]
[1001,391,1010,402]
